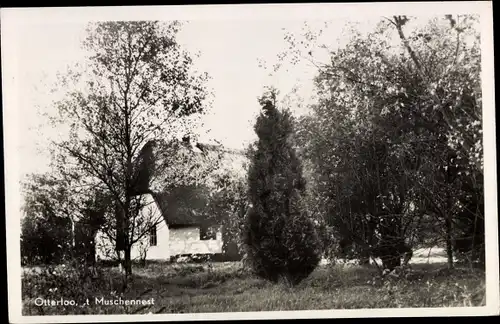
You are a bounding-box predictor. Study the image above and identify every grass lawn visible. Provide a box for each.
[22,255,485,315]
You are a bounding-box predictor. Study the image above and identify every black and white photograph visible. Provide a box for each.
[2,2,498,323]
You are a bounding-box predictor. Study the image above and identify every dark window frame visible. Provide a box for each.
[200,225,217,240]
[149,224,157,246]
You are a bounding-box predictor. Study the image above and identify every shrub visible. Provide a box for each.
[21,209,73,266]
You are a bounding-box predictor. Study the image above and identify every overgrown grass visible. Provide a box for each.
[22,260,485,315]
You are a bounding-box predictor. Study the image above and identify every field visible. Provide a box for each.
[21,248,486,315]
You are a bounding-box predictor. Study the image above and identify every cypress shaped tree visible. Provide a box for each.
[243,93,322,286]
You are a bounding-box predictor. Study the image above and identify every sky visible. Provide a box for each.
[12,17,378,179]
[3,3,489,181]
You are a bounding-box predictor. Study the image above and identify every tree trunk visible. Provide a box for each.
[445,215,454,269]
[359,248,370,265]
[123,173,132,280]
[124,245,132,278]
[381,251,401,271]
[359,257,370,265]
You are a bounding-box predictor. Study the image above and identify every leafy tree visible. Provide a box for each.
[21,203,71,265]
[386,15,482,173]
[243,90,322,286]
[50,21,210,277]
[73,191,109,265]
[21,173,73,265]
[280,15,483,270]
[204,165,249,261]
[21,170,112,267]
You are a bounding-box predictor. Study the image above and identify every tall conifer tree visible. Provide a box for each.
[244,90,322,286]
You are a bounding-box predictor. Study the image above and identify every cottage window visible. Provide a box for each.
[200,225,217,240]
[149,224,157,246]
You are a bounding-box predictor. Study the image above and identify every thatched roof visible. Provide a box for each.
[150,185,217,227]
[132,138,248,227]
